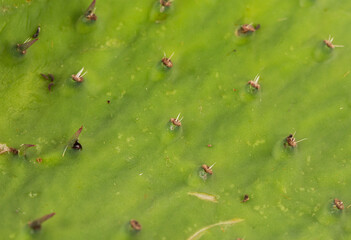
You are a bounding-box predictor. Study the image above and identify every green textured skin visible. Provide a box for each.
[1,0,351,239]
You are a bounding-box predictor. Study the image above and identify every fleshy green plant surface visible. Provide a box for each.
[1,0,351,239]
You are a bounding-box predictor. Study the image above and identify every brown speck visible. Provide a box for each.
[285,132,307,148]
[28,213,55,230]
[247,74,261,90]
[40,73,54,82]
[40,73,49,80]
[334,198,344,210]
[236,23,260,36]
[202,164,213,175]
[9,148,19,155]
[48,82,54,91]
[170,118,181,126]
[159,0,172,12]
[41,73,54,91]
[32,26,40,38]
[107,100,111,104]
[85,0,97,21]
[324,35,343,49]
[170,113,183,127]
[72,67,87,82]
[161,52,174,68]
[48,74,54,82]
[242,194,249,202]
[233,88,237,92]
[36,158,42,163]
[130,219,141,231]
[160,0,172,7]
[207,144,212,148]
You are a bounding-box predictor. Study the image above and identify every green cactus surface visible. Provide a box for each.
[1,0,351,239]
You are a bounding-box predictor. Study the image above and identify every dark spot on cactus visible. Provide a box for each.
[285,134,296,147]
[72,140,82,150]
[32,26,40,38]
[40,73,49,80]
[226,49,237,56]
[48,82,54,91]
[107,100,111,104]
[28,212,55,231]
[62,126,83,157]
[207,144,212,148]
[242,194,249,202]
[48,74,54,82]
[41,73,55,91]
[9,148,19,155]
[334,198,344,210]
[16,38,38,55]
[36,158,42,163]
[130,219,141,231]
[84,0,97,22]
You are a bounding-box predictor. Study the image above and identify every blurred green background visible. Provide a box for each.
[1,0,351,239]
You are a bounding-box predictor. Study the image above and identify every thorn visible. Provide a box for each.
[32,26,41,38]
[28,213,56,230]
[176,113,181,121]
[40,73,49,80]
[209,162,216,169]
[169,52,175,60]
[48,82,54,91]
[18,144,35,155]
[62,145,68,157]
[77,67,84,76]
[85,0,97,21]
[62,126,83,157]
[296,138,308,143]
[254,74,260,83]
[16,38,38,55]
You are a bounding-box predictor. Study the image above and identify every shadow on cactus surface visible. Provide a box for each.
[1,0,351,239]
